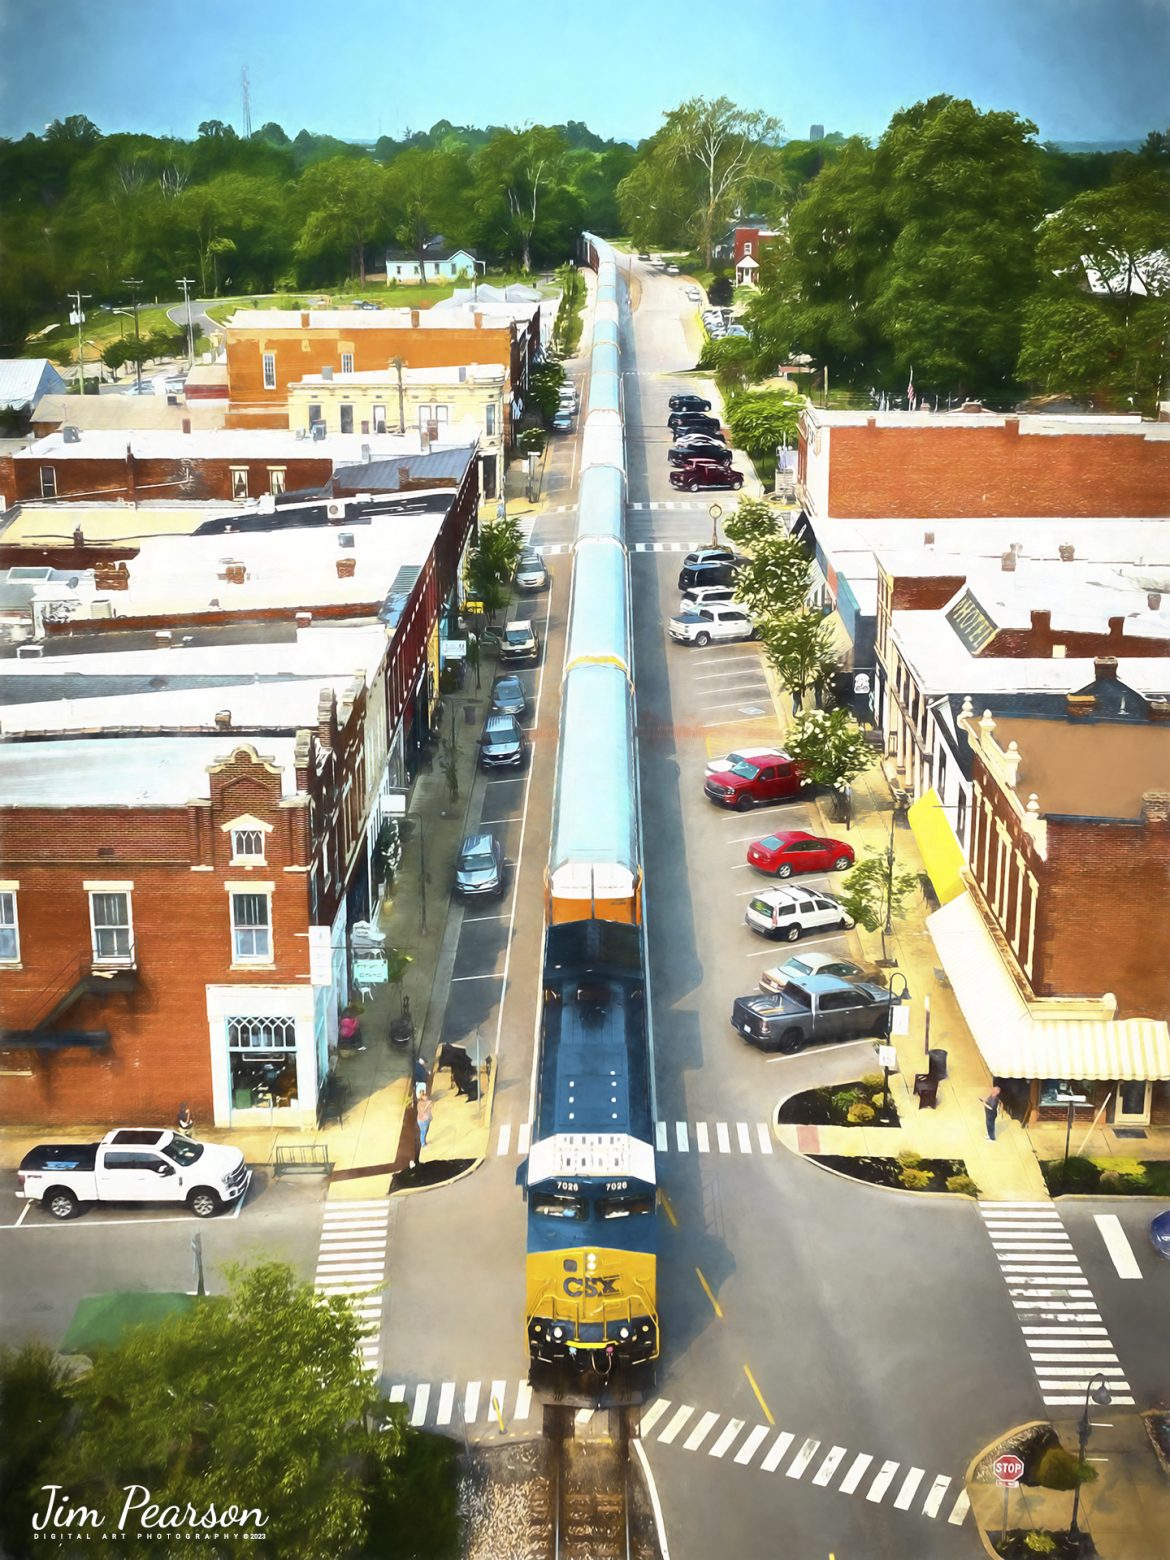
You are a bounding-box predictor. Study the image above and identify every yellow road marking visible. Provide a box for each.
[695,1266,723,1319]
[743,1364,774,1425]
[658,1189,678,1228]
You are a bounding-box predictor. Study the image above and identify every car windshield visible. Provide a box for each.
[461,842,492,866]
[505,627,530,644]
[495,679,521,699]
[729,762,759,780]
[785,959,813,976]
[162,1135,204,1166]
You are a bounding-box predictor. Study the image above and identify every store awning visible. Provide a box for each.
[927,893,1170,1082]
[908,788,966,905]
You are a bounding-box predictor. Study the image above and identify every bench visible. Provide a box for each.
[273,1143,332,1176]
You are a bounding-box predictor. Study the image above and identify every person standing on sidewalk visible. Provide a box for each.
[416,1086,433,1157]
[984,1085,1002,1141]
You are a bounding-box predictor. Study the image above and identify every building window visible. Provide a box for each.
[956,789,968,846]
[89,891,133,963]
[339,404,354,435]
[230,893,271,962]
[395,264,402,276]
[418,403,432,428]
[0,890,19,962]
[744,241,752,255]
[226,1016,298,1109]
[308,403,322,428]
[936,747,948,803]
[340,353,354,375]
[231,828,266,864]
[485,402,497,437]
[40,466,57,498]
[231,467,249,499]
[372,403,387,432]
[267,467,286,496]
[262,352,276,391]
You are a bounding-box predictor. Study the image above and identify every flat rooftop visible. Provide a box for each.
[0,734,300,807]
[803,407,1169,440]
[295,363,505,387]
[226,305,525,331]
[823,517,1170,569]
[988,715,1170,820]
[16,426,447,463]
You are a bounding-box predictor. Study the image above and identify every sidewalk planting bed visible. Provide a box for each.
[1041,1154,1170,1196]
[813,1150,978,1194]
[778,1075,900,1128]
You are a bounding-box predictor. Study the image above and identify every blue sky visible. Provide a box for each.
[1,0,1166,146]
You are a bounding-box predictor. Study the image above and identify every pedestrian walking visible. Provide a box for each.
[416,1087,433,1156]
[177,1103,195,1135]
[984,1085,1002,1142]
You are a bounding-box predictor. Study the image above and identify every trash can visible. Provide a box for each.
[928,1048,948,1081]
[914,1073,939,1109]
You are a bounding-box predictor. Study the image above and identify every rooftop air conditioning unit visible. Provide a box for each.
[338,531,355,549]
[62,425,81,444]
[310,422,327,441]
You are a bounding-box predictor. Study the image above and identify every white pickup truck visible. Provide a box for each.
[17,1129,250,1219]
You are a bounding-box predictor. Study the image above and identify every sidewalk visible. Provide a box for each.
[752,642,1049,1202]
[969,1415,1170,1560]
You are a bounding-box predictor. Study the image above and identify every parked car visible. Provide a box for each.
[16,1130,249,1220]
[454,831,505,899]
[670,459,743,492]
[558,383,578,406]
[730,974,893,1053]
[685,286,702,302]
[684,547,738,568]
[1151,1209,1170,1259]
[514,550,548,591]
[706,746,789,777]
[668,411,721,435]
[665,264,680,275]
[669,393,712,412]
[489,672,527,716]
[704,754,805,810]
[726,323,749,337]
[744,886,855,941]
[668,439,732,466]
[669,604,757,647]
[553,410,573,432]
[499,620,539,664]
[637,252,651,261]
[680,584,737,611]
[678,559,738,590]
[478,713,526,770]
[746,831,855,877]
[760,951,888,995]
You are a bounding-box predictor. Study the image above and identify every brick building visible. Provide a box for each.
[223,304,538,431]
[927,681,1170,1128]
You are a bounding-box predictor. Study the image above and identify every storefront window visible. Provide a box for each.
[1039,1079,1093,1107]
[228,1015,298,1109]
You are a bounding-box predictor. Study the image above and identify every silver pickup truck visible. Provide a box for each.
[17,1128,250,1219]
[730,973,894,1054]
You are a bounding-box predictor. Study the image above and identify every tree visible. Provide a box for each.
[784,707,873,815]
[759,611,838,709]
[697,333,755,395]
[835,847,921,962]
[657,97,784,266]
[732,534,812,619]
[296,157,389,283]
[467,515,523,619]
[11,1263,457,1560]
[471,127,575,272]
[724,493,785,552]
[725,389,802,459]
[0,1344,72,1559]
[383,146,471,281]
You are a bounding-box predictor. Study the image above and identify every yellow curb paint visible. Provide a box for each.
[659,1189,678,1228]
[492,1395,506,1433]
[695,1266,723,1319]
[743,1364,775,1426]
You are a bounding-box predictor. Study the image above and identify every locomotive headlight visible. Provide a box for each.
[586,1252,598,1271]
[552,1326,564,1340]
[619,1326,630,1340]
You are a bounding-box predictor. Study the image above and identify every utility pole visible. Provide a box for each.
[176,276,197,369]
[67,288,92,394]
[122,277,144,395]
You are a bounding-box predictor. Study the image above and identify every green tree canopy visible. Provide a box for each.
[785,706,873,796]
[835,848,921,960]
[759,610,839,707]
[732,533,812,619]
[725,388,802,459]
[656,96,784,266]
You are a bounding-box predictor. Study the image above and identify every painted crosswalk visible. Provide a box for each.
[535,502,718,517]
[384,1378,970,1528]
[314,1199,390,1373]
[496,1120,774,1157]
[979,1202,1135,1407]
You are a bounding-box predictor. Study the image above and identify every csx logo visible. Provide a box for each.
[562,1275,619,1297]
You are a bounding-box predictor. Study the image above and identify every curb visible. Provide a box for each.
[963,1419,1052,1560]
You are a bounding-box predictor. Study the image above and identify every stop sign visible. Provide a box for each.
[994,1454,1025,1485]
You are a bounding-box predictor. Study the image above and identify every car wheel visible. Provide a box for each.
[732,479,743,490]
[775,863,793,878]
[694,632,711,647]
[777,1029,804,1055]
[784,924,802,942]
[749,626,761,641]
[46,1187,79,1220]
[836,917,851,930]
[833,855,852,871]
[685,481,698,492]
[735,795,752,812]
[189,1188,222,1218]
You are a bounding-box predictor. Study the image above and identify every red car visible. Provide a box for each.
[704,755,804,810]
[669,458,744,492]
[746,831,855,876]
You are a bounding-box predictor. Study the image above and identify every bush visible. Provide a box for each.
[860,1073,885,1092]
[899,1167,933,1191]
[1034,1445,1096,1491]
[1101,1168,1151,1194]
[1048,1155,1100,1194]
[896,1148,923,1168]
[1024,1535,1058,1555]
[1145,1162,1170,1196]
[945,1174,980,1196]
[708,271,733,305]
[846,1102,875,1125]
[830,1088,861,1115]
[869,1092,887,1112]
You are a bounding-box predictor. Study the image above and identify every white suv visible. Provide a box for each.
[668,604,757,647]
[680,585,736,611]
[745,886,854,942]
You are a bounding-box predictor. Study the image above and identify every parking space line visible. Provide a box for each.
[517,1122,531,1155]
[656,1121,668,1151]
[480,818,522,824]
[463,912,511,922]
[497,1124,511,1155]
[450,972,505,983]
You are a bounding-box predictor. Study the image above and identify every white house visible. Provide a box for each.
[385,236,478,285]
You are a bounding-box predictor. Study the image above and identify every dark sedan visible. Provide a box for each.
[668,438,732,466]
[668,411,722,436]
[669,393,712,413]
[490,673,527,717]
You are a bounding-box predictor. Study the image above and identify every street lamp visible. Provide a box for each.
[176,276,197,369]
[1069,1375,1112,1545]
[121,277,144,394]
[471,258,488,303]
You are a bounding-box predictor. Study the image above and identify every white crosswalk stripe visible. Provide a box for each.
[498,1120,777,1159]
[314,1201,389,1371]
[979,1202,1135,1406]
[786,1438,821,1479]
[683,1411,721,1452]
[761,1431,794,1472]
[734,1425,771,1465]
[708,1418,745,1458]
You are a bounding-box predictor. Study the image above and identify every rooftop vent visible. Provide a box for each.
[62,425,81,444]
[338,531,355,549]
[1149,592,1163,611]
[215,710,232,729]
[1058,544,1075,562]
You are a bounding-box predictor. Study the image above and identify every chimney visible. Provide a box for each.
[72,526,84,547]
[1149,699,1170,721]
[224,562,246,585]
[182,418,191,434]
[1094,655,1118,681]
[1001,550,1016,572]
[1058,543,1075,562]
[1031,609,1051,635]
[296,611,313,628]
[1149,592,1163,611]
[473,311,483,330]
[923,531,935,548]
[410,309,420,328]
[300,311,310,327]
[215,710,232,729]
[154,630,172,645]
[317,689,335,750]
[336,556,356,579]
[1066,693,1096,718]
[93,560,130,591]
[1140,791,1170,825]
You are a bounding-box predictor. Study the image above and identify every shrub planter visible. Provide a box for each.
[778,1078,900,1129]
[812,1154,977,1195]
[1042,1155,1170,1197]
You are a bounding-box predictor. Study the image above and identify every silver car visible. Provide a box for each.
[514,550,548,591]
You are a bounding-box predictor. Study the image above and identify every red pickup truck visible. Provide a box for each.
[704,753,805,811]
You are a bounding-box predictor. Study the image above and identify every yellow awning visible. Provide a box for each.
[908,787,966,905]
[928,893,1170,1081]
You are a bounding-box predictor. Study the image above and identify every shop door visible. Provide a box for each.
[1114,1080,1151,1126]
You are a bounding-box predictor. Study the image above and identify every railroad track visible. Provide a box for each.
[547,1405,657,1560]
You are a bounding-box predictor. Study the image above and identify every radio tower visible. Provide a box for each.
[241,65,252,138]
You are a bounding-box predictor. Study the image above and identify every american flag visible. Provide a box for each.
[906,366,914,407]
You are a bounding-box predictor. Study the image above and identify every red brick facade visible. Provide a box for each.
[0,449,338,506]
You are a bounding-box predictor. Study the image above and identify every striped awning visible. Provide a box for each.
[927,893,1170,1082]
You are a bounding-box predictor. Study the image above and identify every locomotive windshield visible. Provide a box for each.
[531,1193,588,1220]
[597,1194,655,1219]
